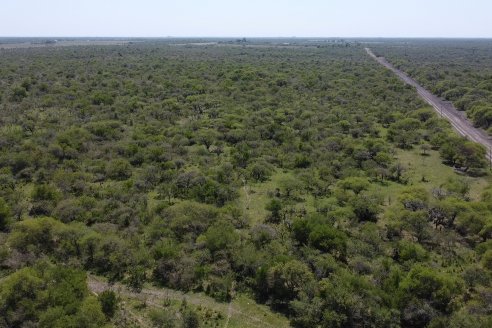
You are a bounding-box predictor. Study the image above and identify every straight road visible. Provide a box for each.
[365,47,492,159]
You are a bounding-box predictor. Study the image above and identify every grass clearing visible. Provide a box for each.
[239,170,318,224]
[228,294,291,327]
[372,148,490,206]
[238,170,288,224]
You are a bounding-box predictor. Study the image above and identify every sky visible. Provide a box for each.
[1,0,492,38]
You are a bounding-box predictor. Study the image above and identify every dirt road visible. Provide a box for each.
[365,47,492,159]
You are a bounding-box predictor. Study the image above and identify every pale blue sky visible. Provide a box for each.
[1,0,491,38]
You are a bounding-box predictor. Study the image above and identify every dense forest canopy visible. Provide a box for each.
[0,39,491,328]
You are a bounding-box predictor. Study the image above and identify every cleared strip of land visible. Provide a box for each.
[365,47,492,158]
[87,276,290,328]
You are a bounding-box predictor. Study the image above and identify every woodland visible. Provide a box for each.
[0,39,491,328]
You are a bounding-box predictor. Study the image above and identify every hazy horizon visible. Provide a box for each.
[2,37,492,40]
[1,0,492,38]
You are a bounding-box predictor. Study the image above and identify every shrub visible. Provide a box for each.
[106,159,132,180]
[98,290,118,318]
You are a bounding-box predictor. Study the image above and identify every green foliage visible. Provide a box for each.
[164,201,219,240]
[247,161,274,182]
[337,177,370,195]
[350,193,381,222]
[56,127,91,155]
[32,184,61,201]
[106,158,132,180]
[149,308,177,328]
[397,240,429,263]
[74,297,107,328]
[92,91,114,105]
[11,85,28,102]
[0,197,11,231]
[308,224,347,256]
[278,175,302,198]
[446,311,492,328]
[411,107,435,122]
[30,184,61,216]
[470,105,492,129]
[398,186,429,211]
[182,308,200,328]
[293,215,347,258]
[265,198,283,222]
[267,260,315,304]
[0,40,491,328]
[481,249,492,271]
[388,118,422,148]
[0,263,105,328]
[398,265,463,312]
[203,221,238,253]
[8,217,64,254]
[98,290,118,318]
[315,269,399,327]
[126,266,146,292]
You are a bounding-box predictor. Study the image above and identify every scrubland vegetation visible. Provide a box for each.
[374,40,492,133]
[0,40,491,328]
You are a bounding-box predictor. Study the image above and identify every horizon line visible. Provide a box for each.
[2,36,492,40]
